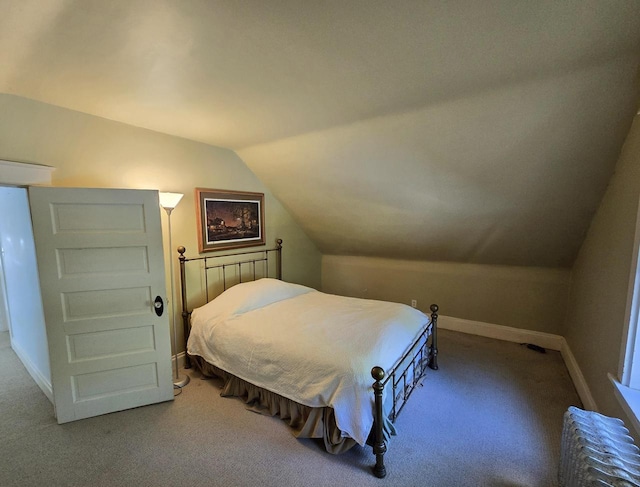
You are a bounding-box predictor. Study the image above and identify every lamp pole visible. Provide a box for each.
[159,192,189,389]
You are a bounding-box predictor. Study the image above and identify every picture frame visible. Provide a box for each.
[195,188,265,252]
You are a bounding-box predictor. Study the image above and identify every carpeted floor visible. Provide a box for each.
[0,328,581,486]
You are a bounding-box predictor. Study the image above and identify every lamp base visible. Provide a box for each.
[173,374,190,388]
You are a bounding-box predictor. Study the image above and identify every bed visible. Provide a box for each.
[177,239,439,478]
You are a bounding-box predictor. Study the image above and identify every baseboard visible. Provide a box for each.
[13,345,188,403]
[171,351,188,370]
[561,340,598,410]
[438,314,597,410]
[10,338,54,404]
[438,315,564,350]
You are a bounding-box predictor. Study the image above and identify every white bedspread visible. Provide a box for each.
[187,278,429,446]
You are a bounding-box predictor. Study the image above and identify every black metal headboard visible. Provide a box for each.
[176,239,282,368]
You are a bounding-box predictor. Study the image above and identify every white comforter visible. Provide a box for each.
[187,278,429,446]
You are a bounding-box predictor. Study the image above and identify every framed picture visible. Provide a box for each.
[195,188,265,252]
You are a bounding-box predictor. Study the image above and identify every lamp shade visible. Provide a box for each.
[159,192,183,210]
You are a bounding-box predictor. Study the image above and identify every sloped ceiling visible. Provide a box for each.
[1,1,639,267]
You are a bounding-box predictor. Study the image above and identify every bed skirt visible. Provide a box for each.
[190,354,363,454]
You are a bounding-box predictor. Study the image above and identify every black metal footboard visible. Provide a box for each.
[371,304,439,478]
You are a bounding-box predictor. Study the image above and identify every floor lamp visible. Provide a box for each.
[159,192,190,389]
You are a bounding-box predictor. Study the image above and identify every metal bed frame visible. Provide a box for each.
[177,238,438,478]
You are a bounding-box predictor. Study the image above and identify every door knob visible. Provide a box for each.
[154,296,164,316]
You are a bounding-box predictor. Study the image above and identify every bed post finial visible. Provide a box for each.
[371,366,387,478]
[276,239,283,280]
[429,304,439,371]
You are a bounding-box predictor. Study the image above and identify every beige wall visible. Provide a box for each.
[0,93,321,352]
[564,113,640,422]
[322,255,571,334]
[7,91,640,424]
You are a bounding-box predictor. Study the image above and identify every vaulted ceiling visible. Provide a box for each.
[1,1,639,267]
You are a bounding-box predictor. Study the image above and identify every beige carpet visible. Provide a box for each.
[0,329,581,486]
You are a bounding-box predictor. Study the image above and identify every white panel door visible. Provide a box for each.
[28,187,174,423]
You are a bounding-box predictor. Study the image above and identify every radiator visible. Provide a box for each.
[559,406,640,486]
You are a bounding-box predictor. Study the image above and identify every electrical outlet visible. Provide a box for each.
[411,299,417,308]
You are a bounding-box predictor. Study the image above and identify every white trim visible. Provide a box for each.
[0,160,54,186]
[439,314,597,410]
[171,351,188,371]
[610,373,640,438]
[10,337,54,404]
[560,339,598,411]
[438,315,563,350]
[618,196,640,385]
